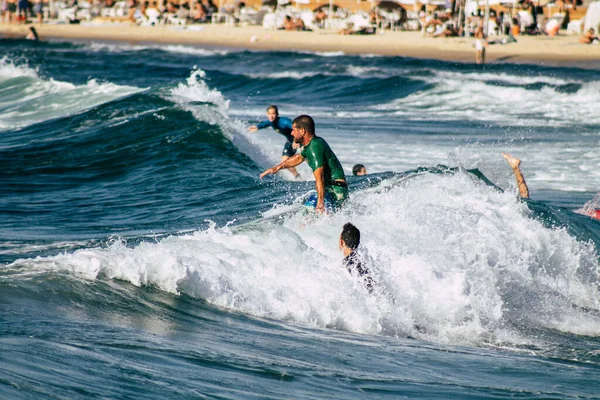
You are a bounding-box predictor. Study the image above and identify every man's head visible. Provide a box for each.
[590,28,595,34]
[340,222,360,251]
[352,164,366,176]
[267,105,279,122]
[291,115,315,144]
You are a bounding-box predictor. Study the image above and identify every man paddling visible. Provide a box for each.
[248,105,300,179]
[260,115,348,214]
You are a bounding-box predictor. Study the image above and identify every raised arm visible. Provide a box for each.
[502,153,530,199]
[260,153,305,178]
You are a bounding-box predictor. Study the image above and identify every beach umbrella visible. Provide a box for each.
[313,3,340,11]
[374,0,406,27]
[375,0,405,11]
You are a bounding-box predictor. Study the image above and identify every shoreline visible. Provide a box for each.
[2,23,600,68]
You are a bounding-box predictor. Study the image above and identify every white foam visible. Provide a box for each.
[0,56,39,80]
[166,69,312,179]
[86,42,229,56]
[246,65,387,80]
[374,70,600,127]
[0,57,145,131]
[247,71,322,79]
[10,172,600,347]
[295,50,346,57]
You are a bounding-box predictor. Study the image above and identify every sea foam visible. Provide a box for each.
[10,170,600,348]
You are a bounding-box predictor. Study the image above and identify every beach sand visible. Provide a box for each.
[2,22,600,67]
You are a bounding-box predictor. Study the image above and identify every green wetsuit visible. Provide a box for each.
[300,136,348,206]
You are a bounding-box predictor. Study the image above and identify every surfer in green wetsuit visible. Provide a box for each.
[259,115,348,214]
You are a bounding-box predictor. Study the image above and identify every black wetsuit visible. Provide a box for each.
[343,251,374,294]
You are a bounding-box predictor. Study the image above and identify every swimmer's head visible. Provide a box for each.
[267,105,279,122]
[340,222,360,250]
[352,164,366,176]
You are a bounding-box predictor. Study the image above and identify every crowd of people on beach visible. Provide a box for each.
[0,0,226,25]
[4,0,596,64]
[2,0,590,41]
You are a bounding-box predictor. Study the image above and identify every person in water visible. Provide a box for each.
[260,115,348,214]
[248,105,300,179]
[25,27,39,41]
[340,222,374,294]
[502,152,600,220]
[352,164,367,176]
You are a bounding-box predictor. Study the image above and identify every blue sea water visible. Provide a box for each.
[1,38,600,399]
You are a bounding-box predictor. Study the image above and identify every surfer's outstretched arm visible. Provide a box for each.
[502,152,530,199]
[260,154,305,178]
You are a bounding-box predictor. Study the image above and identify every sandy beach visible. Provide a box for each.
[2,22,600,67]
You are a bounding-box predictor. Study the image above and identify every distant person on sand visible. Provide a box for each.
[580,28,599,44]
[282,16,295,30]
[17,0,28,23]
[475,28,488,64]
[352,164,367,176]
[260,115,348,213]
[340,222,374,294]
[249,105,300,179]
[33,0,44,24]
[5,0,17,24]
[314,8,326,28]
[502,152,600,220]
[281,15,307,31]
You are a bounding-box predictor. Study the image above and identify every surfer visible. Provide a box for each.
[502,152,600,220]
[260,115,348,214]
[248,105,300,179]
[340,223,374,294]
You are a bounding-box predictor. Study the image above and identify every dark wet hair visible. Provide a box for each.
[352,164,365,176]
[267,105,279,115]
[292,115,315,134]
[341,223,360,250]
[29,27,39,41]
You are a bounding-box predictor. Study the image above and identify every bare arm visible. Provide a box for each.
[512,166,529,199]
[502,153,529,199]
[313,166,326,214]
[260,154,304,178]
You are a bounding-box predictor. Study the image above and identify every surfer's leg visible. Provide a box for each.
[280,155,300,179]
[502,152,530,199]
[281,142,300,179]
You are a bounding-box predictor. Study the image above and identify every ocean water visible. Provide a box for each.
[1,38,600,399]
